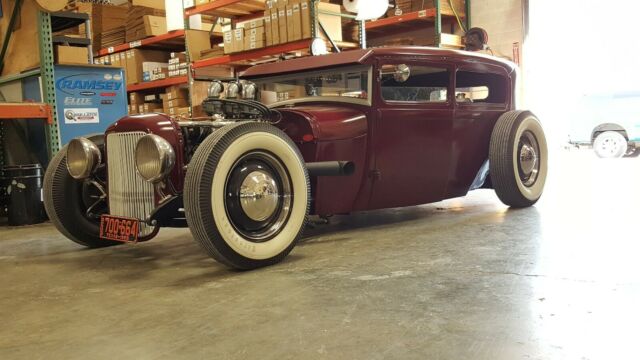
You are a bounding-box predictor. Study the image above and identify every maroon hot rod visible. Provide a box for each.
[43,47,547,269]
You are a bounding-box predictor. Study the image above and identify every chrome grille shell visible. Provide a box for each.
[106,131,155,236]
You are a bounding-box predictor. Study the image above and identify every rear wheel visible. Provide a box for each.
[593,131,627,158]
[489,111,548,208]
[184,122,310,270]
[43,135,120,248]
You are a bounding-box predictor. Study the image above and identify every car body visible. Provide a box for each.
[44,47,548,269]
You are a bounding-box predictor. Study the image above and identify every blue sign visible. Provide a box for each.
[54,65,127,145]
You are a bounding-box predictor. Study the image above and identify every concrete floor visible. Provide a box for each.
[1,149,639,359]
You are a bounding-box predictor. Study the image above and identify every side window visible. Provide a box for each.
[380,65,449,103]
[455,71,507,104]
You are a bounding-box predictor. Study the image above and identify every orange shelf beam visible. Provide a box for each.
[127,76,188,92]
[366,9,437,30]
[192,39,312,69]
[96,30,186,56]
[0,103,53,124]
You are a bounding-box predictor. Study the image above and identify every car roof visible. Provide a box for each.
[242,46,517,79]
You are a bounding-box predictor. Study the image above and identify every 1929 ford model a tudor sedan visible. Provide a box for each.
[44,47,547,270]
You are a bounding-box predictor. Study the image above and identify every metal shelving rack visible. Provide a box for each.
[0,6,85,165]
[366,0,471,47]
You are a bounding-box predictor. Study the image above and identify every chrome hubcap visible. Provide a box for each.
[225,151,293,242]
[518,131,541,187]
[239,170,280,222]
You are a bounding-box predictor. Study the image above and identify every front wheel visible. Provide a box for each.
[184,122,310,270]
[489,111,548,208]
[43,135,121,248]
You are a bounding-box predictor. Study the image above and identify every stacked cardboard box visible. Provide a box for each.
[97,27,126,49]
[97,49,169,85]
[163,86,190,117]
[168,53,189,78]
[224,0,340,54]
[263,0,339,49]
[128,92,164,114]
[57,3,128,49]
[125,6,167,42]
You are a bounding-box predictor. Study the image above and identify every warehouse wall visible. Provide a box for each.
[470,0,524,63]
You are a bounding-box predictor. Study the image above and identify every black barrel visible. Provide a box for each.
[1,164,47,226]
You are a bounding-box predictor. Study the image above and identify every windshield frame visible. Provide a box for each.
[250,65,373,107]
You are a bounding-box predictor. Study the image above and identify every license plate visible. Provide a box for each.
[100,215,140,243]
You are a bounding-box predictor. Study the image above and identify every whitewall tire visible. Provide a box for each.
[184,122,310,270]
[489,110,548,208]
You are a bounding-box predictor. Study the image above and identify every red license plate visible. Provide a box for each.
[100,215,140,243]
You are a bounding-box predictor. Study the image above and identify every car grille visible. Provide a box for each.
[106,132,155,237]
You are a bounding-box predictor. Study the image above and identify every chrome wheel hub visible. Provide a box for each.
[239,170,280,222]
[518,131,541,187]
[519,143,538,175]
[225,151,293,242]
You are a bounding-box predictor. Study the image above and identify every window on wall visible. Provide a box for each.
[455,71,507,104]
[380,65,449,103]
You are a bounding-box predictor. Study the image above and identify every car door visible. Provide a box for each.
[446,64,511,198]
[368,59,454,210]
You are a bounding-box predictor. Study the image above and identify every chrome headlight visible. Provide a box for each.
[66,137,101,179]
[226,81,242,99]
[208,80,224,98]
[134,134,176,183]
[242,82,258,100]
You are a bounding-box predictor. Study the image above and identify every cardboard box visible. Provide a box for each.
[129,92,144,105]
[166,86,188,101]
[291,1,302,41]
[223,31,233,54]
[126,49,170,85]
[277,4,288,43]
[245,27,265,39]
[144,15,168,37]
[195,0,210,4]
[300,0,311,38]
[186,30,212,61]
[316,3,342,42]
[168,107,191,117]
[232,28,244,53]
[166,98,189,108]
[271,10,280,44]
[264,13,273,46]
[55,46,89,65]
[143,103,164,113]
[131,0,165,10]
[286,4,298,42]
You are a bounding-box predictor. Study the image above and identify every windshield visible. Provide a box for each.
[252,65,371,105]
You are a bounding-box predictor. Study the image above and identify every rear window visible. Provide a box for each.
[455,71,507,104]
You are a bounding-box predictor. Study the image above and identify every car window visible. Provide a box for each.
[380,65,449,103]
[455,71,507,104]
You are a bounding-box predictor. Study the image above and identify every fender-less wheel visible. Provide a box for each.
[593,131,627,158]
[43,135,120,248]
[184,122,310,270]
[489,111,548,208]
